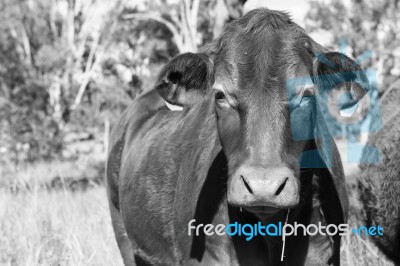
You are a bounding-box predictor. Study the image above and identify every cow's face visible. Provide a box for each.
[156,9,369,216]
[212,67,304,214]
[211,30,317,214]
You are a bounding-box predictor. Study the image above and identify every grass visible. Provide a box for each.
[0,186,123,266]
[0,161,394,266]
[341,227,394,266]
[339,177,394,266]
[340,207,394,266]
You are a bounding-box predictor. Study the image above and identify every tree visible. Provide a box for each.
[0,0,126,163]
[123,0,247,53]
[0,0,247,165]
[305,0,400,94]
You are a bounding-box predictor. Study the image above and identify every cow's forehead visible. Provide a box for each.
[212,42,312,102]
[211,12,312,99]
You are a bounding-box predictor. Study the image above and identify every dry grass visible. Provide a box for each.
[340,180,394,266]
[340,216,394,266]
[0,161,395,266]
[0,186,123,266]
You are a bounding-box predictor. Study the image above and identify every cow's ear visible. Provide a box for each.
[155,53,212,107]
[312,52,369,115]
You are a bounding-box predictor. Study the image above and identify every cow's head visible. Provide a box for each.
[155,9,369,217]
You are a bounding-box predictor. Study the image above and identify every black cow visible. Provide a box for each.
[107,9,369,266]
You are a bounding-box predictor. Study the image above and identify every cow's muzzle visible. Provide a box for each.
[227,165,300,212]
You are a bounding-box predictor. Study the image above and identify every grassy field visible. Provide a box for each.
[0,161,394,266]
[0,186,123,266]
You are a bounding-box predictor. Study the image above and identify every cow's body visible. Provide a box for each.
[107,9,369,266]
[107,89,340,265]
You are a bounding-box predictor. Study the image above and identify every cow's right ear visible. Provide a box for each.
[312,52,370,115]
[155,53,212,107]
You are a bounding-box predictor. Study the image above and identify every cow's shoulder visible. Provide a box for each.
[113,89,167,140]
[106,89,168,204]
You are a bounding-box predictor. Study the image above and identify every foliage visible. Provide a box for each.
[0,0,246,165]
[304,0,400,140]
[305,0,400,93]
[123,0,246,53]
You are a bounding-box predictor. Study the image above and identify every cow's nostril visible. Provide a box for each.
[241,175,253,194]
[275,177,289,196]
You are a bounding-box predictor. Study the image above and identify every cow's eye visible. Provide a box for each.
[214,90,232,108]
[215,91,226,101]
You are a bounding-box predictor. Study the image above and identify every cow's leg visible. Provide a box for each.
[109,199,136,266]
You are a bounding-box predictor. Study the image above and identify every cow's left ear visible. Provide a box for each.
[155,53,212,107]
[312,52,370,114]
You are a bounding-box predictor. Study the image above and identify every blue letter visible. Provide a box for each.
[266,224,279,236]
[226,222,238,237]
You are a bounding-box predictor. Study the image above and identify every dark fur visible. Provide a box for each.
[107,9,368,266]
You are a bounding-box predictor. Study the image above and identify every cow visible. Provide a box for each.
[358,82,400,265]
[106,9,369,266]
